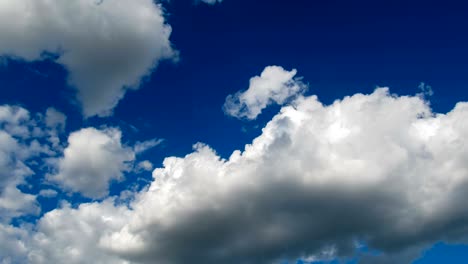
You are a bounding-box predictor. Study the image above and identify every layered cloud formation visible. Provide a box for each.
[1,65,468,263]
[0,0,176,117]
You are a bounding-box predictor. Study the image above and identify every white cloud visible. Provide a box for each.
[0,0,176,117]
[0,223,32,264]
[418,82,434,97]
[223,66,307,120]
[45,108,66,132]
[135,160,153,172]
[44,107,67,150]
[199,0,223,4]
[38,189,58,198]
[0,106,54,222]
[48,127,135,199]
[102,88,468,263]
[3,87,468,263]
[133,138,164,155]
[0,105,31,138]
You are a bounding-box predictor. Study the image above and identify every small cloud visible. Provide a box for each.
[418,82,434,97]
[223,66,307,120]
[38,189,58,198]
[45,107,66,132]
[135,160,153,173]
[198,0,223,5]
[134,138,164,155]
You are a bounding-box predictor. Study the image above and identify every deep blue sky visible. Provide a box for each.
[1,0,468,263]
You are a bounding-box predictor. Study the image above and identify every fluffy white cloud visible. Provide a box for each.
[0,0,176,117]
[223,66,306,120]
[4,87,468,263]
[48,127,135,199]
[0,105,58,222]
[0,200,132,264]
[103,88,468,263]
[0,223,32,263]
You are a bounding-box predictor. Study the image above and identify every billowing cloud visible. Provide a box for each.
[0,0,176,117]
[3,87,468,263]
[48,127,135,199]
[223,66,306,120]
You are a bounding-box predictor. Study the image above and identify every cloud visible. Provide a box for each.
[418,82,434,98]
[223,66,307,120]
[106,88,468,263]
[38,189,58,198]
[0,0,176,117]
[3,86,468,263]
[45,108,66,132]
[48,127,135,199]
[0,105,64,222]
[135,160,154,172]
[199,0,223,4]
[133,138,164,155]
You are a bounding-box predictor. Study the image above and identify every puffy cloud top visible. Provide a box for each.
[48,127,135,199]
[223,66,306,120]
[0,0,176,117]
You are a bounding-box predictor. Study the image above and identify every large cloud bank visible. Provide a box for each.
[0,0,176,117]
[2,80,468,263]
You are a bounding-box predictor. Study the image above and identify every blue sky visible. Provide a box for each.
[1,0,468,263]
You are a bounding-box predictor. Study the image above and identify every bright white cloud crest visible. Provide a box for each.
[48,127,135,199]
[223,66,307,120]
[0,0,176,117]
[2,79,468,263]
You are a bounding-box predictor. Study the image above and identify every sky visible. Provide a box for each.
[0,0,468,263]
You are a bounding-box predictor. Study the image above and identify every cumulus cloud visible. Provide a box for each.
[0,0,176,117]
[103,88,468,263]
[3,86,468,263]
[48,127,135,199]
[0,105,64,222]
[223,66,307,120]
